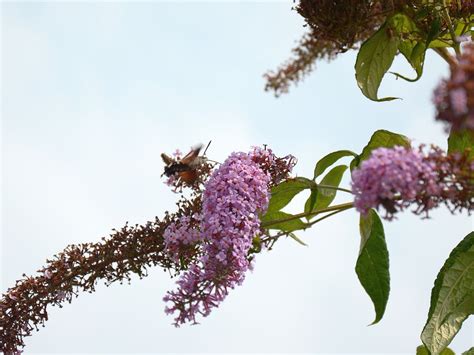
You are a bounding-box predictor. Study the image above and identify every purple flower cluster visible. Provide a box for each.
[433,43,474,131]
[351,146,440,219]
[163,215,202,262]
[163,148,273,326]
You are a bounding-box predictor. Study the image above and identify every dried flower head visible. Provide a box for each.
[265,1,472,96]
[448,1,474,19]
[264,0,396,96]
[434,43,474,131]
[0,196,202,353]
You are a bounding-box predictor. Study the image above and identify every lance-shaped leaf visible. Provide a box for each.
[462,347,474,355]
[421,232,474,355]
[355,21,399,101]
[448,129,474,160]
[267,177,315,213]
[355,209,390,325]
[313,150,358,179]
[351,129,411,171]
[305,165,348,219]
[288,232,307,247]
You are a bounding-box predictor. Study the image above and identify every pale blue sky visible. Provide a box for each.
[2,1,473,353]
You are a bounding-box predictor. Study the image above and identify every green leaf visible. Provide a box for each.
[421,232,474,355]
[313,150,358,179]
[390,13,426,82]
[355,21,400,101]
[351,129,411,171]
[462,347,474,355]
[288,232,308,247]
[416,345,455,355]
[427,16,443,47]
[267,177,315,213]
[355,209,390,325]
[304,188,318,221]
[396,41,426,82]
[428,38,452,48]
[260,211,307,232]
[429,22,472,48]
[305,165,348,217]
[448,129,474,160]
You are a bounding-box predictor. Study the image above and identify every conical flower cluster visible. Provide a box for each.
[163,148,295,325]
[352,145,474,219]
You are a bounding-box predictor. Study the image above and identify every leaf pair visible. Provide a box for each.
[355,13,426,101]
[261,177,314,233]
[355,11,473,101]
[304,151,354,220]
[261,149,355,233]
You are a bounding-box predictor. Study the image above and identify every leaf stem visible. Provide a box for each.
[307,204,354,227]
[261,201,354,228]
[442,0,461,55]
[317,184,354,194]
[261,204,354,246]
[433,47,458,68]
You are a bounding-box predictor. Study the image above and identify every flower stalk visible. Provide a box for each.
[260,202,355,229]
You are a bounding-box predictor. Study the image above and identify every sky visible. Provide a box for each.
[1,1,473,354]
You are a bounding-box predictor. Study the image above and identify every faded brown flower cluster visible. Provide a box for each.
[265,0,474,96]
[0,194,203,353]
[422,145,474,216]
[264,0,393,96]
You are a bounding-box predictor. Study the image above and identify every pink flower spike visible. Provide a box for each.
[351,146,439,219]
[163,147,290,326]
[352,145,474,219]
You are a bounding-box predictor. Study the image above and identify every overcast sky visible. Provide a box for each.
[2,1,473,354]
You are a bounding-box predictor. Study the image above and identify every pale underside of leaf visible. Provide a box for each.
[421,232,474,355]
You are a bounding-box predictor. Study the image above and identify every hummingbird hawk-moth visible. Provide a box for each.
[161,142,210,185]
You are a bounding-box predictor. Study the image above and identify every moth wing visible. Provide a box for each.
[161,153,175,165]
[178,170,198,184]
[180,143,204,165]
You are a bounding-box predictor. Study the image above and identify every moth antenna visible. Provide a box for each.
[203,140,212,156]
